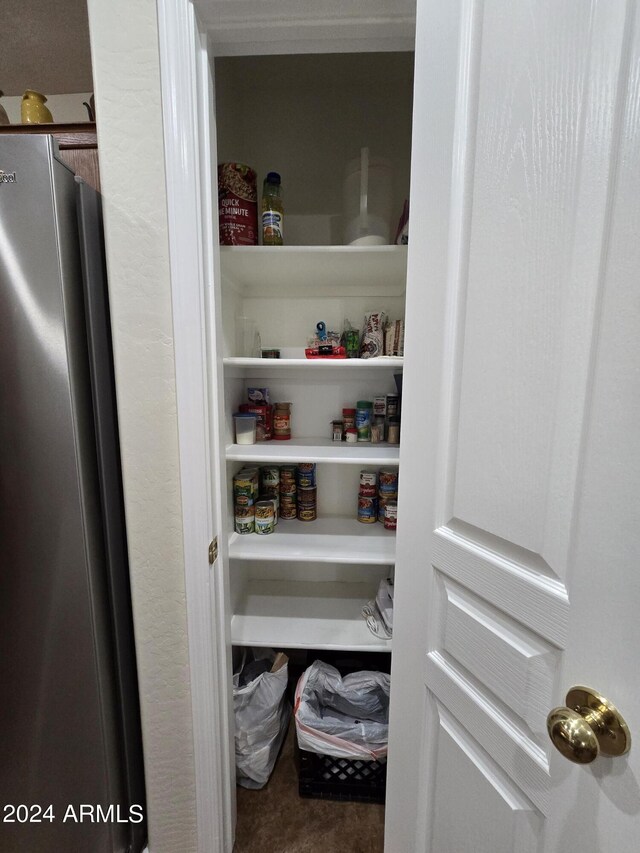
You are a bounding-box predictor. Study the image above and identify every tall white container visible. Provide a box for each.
[343,147,394,245]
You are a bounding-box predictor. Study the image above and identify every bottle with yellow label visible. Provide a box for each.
[261,172,284,245]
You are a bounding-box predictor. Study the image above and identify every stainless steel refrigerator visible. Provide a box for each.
[0,135,146,852]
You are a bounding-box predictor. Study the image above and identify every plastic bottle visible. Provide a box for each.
[261,172,284,245]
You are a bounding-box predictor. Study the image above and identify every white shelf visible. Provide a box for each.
[220,245,407,297]
[228,517,396,564]
[224,356,403,375]
[230,579,392,652]
[226,437,400,465]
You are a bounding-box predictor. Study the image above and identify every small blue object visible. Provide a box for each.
[316,321,327,341]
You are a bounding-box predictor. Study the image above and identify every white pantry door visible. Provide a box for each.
[387,0,640,851]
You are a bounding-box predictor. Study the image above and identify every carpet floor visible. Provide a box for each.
[233,722,385,853]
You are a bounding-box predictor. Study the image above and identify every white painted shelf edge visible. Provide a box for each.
[224,356,404,369]
[226,437,400,464]
[228,517,396,564]
[230,579,392,652]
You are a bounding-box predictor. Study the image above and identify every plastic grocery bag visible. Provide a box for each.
[294,660,390,761]
[233,649,290,789]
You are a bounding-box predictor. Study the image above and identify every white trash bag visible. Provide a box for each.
[233,649,290,789]
[294,660,390,761]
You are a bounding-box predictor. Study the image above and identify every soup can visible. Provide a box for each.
[255,500,275,534]
[297,505,317,522]
[360,470,378,488]
[260,466,280,489]
[296,462,317,487]
[378,496,393,523]
[297,486,317,505]
[235,505,255,535]
[378,469,399,496]
[358,495,378,524]
[279,494,297,520]
[359,484,377,498]
[280,469,296,495]
[384,501,398,531]
[218,163,258,246]
[234,493,254,508]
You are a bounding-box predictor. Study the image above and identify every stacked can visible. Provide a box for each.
[279,465,297,520]
[357,470,378,523]
[378,469,399,530]
[297,463,317,521]
[255,500,276,534]
[234,467,259,534]
[259,466,280,526]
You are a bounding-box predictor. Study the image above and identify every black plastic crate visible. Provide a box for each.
[296,743,387,804]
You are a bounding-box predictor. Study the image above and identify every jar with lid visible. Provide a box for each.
[273,402,292,440]
[342,407,356,439]
[345,428,358,444]
[387,416,400,445]
[355,400,373,442]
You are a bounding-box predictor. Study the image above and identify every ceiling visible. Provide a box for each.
[1,0,93,96]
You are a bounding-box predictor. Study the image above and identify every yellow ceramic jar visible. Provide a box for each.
[21,90,53,124]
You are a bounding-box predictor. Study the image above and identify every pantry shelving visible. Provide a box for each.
[215,53,409,659]
[228,516,396,565]
[223,355,403,375]
[225,437,400,465]
[230,579,392,652]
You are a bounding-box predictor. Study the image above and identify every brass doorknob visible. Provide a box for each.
[547,686,631,764]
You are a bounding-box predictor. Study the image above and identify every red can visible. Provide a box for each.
[218,163,258,246]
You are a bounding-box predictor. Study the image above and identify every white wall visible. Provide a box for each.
[1,92,93,124]
[84,0,198,850]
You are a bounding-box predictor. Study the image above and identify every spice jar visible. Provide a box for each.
[387,416,400,445]
[331,420,344,442]
[342,408,356,440]
[273,402,292,440]
[345,428,358,444]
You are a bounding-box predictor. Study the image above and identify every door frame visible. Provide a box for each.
[156,1,233,851]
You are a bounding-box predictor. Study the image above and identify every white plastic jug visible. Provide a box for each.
[343,148,393,245]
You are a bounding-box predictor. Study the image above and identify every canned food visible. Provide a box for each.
[260,466,280,488]
[279,465,297,481]
[297,505,317,522]
[218,163,258,246]
[297,462,316,473]
[279,494,297,519]
[235,505,255,534]
[233,474,254,498]
[297,486,317,504]
[296,463,316,488]
[384,501,398,530]
[360,471,378,488]
[255,500,275,535]
[358,495,378,523]
[359,484,377,498]
[378,469,399,495]
[234,493,255,507]
[378,496,397,522]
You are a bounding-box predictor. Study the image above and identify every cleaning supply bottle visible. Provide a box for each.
[261,172,284,245]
